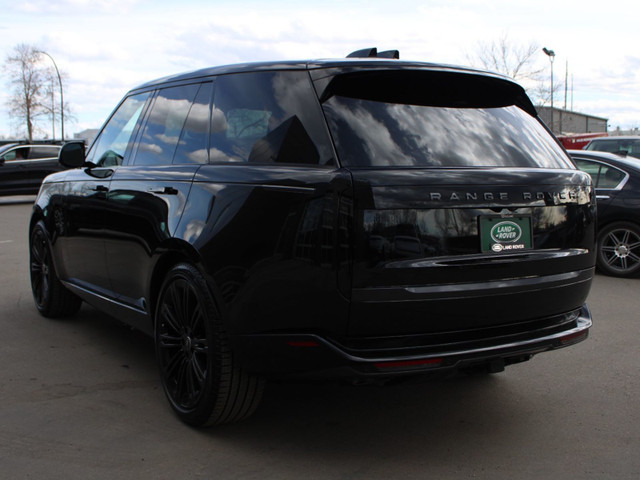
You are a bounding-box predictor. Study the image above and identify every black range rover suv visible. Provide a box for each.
[29,50,595,427]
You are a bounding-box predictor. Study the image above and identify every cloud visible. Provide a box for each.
[16,0,142,14]
[2,0,640,136]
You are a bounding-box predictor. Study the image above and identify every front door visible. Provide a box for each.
[55,91,152,297]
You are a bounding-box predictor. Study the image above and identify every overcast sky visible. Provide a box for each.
[1,0,639,139]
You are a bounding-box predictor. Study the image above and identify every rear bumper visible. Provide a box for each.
[230,304,592,381]
[348,265,594,336]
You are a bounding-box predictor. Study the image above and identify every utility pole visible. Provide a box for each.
[564,60,568,110]
[543,47,555,133]
[36,50,64,141]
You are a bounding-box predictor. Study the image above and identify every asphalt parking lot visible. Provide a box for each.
[1,197,639,479]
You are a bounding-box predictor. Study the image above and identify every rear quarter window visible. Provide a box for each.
[209,71,334,166]
[575,158,626,189]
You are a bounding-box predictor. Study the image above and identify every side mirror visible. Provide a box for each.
[59,142,86,168]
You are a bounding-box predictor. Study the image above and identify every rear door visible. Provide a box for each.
[317,68,596,337]
[104,82,213,316]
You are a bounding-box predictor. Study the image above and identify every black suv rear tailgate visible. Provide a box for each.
[347,167,595,336]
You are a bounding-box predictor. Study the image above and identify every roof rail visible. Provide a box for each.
[346,47,399,59]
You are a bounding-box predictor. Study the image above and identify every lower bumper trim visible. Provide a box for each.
[230,304,592,380]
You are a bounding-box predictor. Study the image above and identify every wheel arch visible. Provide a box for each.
[28,205,46,238]
[147,239,227,332]
[28,208,55,267]
[598,216,640,233]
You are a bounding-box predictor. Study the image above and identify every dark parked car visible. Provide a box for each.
[584,136,640,159]
[0,143,62,195]
[29,50,595,427]
[570,149,640,277]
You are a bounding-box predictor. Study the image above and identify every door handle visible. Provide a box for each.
[148,186,178,195]
[92,185,109,192]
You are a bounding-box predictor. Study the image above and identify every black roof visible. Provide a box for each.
[133,57,514,92]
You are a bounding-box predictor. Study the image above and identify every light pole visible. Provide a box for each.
[542,47,555,133]
[36,50,64,141]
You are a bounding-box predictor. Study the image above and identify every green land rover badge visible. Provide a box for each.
[480,216,532,253]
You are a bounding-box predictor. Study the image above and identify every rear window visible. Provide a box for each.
[321,70,572,169]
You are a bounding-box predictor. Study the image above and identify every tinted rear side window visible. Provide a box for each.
[321,70,572,169]
[210,71,333,165]
[133,84,200,166]
[173,82,213,164]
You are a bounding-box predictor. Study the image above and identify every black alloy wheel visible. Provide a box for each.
[29,221,82,318]
[596,222,640,277]
[155,263,264,426]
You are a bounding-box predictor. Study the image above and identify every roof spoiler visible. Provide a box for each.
[346,48,400,59]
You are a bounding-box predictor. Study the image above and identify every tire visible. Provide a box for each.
[155,263,264,427]
[596,221,640,277]
[29,221,82,318]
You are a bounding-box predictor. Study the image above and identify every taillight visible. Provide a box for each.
[559,330,588,346]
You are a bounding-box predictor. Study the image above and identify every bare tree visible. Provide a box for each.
[466,34,561,106]
[3,43,73,141]
[4,44,45,141]
[468,33,543,80]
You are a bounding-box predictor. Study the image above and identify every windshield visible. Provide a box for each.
[320,71,572,169]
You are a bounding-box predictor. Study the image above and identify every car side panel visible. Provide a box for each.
[179,165,352,337]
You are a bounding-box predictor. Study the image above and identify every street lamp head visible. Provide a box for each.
[542,47,556,58]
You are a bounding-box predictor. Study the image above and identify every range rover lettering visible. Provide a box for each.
[29,49,595,427]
